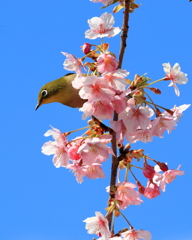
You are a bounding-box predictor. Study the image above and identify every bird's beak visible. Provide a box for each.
[35,101,41,110]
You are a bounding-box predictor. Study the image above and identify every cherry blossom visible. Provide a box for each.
[68,162,105,183]
[102,69,129,91]
[61,52,84,77]
[39,5,190,239]
[110,120,127,144]
[111,95,127,114]
[144,181,160,199]
[83,212,111,240]
[151,113,177,137]
[151,104,190,137]
[119,106,154,133]
[163,62,188,96]
[97,53,118,73]
[90,0,113,6]
[85,12,121,39]
[44,125,68,144]
[42,126,69,167]
[109,237,122,240]
[153,165,184,192]
[67,162,86,183]
[99,134,113,144]
[126,128,154,143]
[72,75,87,89]
[171,104,191,121]
[78,137,114,165]
[107,182,143,210]
[41,140,69,168]
[68,144,81,161]
[80,100,115,120]
[98,237,122,240]
[121,229,152,240]
[83,163,105,179]
[111,116,154,144]
[79,75,116,102]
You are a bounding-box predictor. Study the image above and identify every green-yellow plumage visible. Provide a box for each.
[36,73,86,110]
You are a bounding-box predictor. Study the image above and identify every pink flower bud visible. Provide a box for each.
[82,43,91,54]
[143,163,155,179]
[68,145,81,160]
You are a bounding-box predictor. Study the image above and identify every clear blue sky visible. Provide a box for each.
[0,1,192,240]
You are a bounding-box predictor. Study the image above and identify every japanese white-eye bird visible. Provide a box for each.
[36,73,86,110]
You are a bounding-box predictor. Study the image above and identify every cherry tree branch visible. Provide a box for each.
[107,0,131,230]
[118,0,131,69]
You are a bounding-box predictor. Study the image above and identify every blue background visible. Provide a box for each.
[0,1,192,239]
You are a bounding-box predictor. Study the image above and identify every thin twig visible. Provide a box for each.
[120,211,133,229]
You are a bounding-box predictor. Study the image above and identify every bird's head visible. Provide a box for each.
[35,73,86,110]
[35,81,61,110]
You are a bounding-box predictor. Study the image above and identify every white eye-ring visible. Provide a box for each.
[41,89,48,97]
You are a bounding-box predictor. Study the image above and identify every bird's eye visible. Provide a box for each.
[41,90,48,97]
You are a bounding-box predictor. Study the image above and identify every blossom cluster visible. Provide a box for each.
[82,163,184,240]
[107,163,184,210]
[42,125,114,183]
[84,211,152,240]
[41,8,189,240]
[62,12,189,145]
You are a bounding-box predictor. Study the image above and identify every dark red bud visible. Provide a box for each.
[148,87,161,94]
[137,181,145,194]
[157,162,168,172]
[138,186,145,194]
